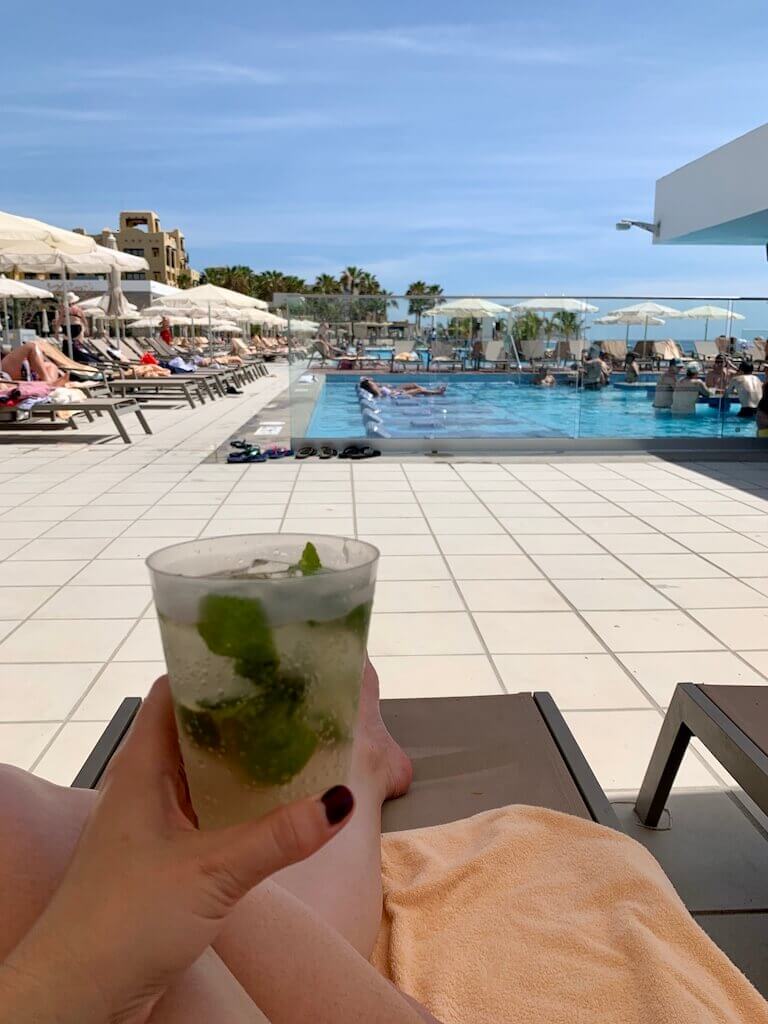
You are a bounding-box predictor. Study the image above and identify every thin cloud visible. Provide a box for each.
[325,26,601,65]
[80,60,282,85]
[0,104,121,122]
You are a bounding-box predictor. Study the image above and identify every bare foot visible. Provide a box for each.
[356,657,413,802]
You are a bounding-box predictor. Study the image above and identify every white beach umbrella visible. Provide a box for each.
[420,297,509,342]
[612,301,685,318]
[421,297,508,318]
[287,318,319,333]
[211,320,242,334]
[595,312,664,344]
[680,304,745,342]
[0,211,147,354]
[0,276,54,299]
[160,283,268,310]
[608,302,682,340]
[130,313,190,331]
[0,275,54,345]
[508,297,599,313]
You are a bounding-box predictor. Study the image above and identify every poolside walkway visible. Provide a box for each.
[1,370,768,987]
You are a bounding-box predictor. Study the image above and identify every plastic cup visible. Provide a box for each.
[147,534,378,829]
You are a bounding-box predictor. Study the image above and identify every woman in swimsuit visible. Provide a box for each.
[360,377,446,398]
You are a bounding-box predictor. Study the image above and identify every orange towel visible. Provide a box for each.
[372,806,768,1024]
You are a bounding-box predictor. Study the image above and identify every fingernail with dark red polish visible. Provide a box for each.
[322,785,354,825]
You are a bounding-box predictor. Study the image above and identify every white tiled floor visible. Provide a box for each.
[1,370,768,803]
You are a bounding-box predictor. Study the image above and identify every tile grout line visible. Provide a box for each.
[400,464,509,695]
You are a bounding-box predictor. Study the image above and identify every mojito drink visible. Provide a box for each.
[148,535,378,829]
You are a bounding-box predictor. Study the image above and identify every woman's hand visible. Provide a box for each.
[0,676,354,1024]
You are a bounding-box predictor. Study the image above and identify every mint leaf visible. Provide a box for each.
[177,692,318,785]
[197,594,278,681]
[290,541,322,576]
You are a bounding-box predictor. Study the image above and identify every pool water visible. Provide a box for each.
[305,375,759,440]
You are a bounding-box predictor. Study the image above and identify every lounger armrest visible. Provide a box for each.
[534,692,621,830]
[71,697,142,789]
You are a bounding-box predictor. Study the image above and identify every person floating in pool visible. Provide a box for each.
[359,377,447,398]
[532,367,556,387]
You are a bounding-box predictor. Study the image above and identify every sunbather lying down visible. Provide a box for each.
[0,662,765,1023]
[360,377,447,398]
[1,342,69,385]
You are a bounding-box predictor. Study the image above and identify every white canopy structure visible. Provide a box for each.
[508,297,599,314]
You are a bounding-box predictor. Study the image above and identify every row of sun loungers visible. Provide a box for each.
[0,335,271,443]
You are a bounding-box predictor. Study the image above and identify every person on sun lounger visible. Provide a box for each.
[1,341,69,385]
[3,658,767,1023]
[359,376,446,398]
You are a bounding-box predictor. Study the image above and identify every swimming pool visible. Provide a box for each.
[304,374,761,441]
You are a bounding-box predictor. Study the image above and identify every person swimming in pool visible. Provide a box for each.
[360,377,447,398]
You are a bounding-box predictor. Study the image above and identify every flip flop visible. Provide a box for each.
[265,446,295,459]
[227,450,267,463]
[318,446,338,459]
[338,445,360,459]
[295,446,318,460]
[230,439,254,450]
[349,446,381,460]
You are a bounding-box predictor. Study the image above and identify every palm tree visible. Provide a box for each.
[511,311,543,345]
[551,310,583,342]
[200,265,255,296]
[340,266,376,338]
[311,274,341,294]
[339,266,365,295]
[248,270,300,304]
[406,281,443,332]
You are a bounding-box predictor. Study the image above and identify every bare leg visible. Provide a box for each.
[273,658,412,955]
[1,343,64,384]
[0,766,267,1023]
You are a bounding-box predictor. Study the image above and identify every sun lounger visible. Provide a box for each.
[636,683,768,830]
[1,396,152,444]
[473,340,510,372]
[71,693,620,832]
[108,376,210,409]
[694,340,719,362]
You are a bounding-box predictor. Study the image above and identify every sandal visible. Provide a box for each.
[227,451,267,463]
[349,446,381,460]
[295,446,318,460]
[318,446,338,460]
[265,446,295,459]
[230,439,253,450]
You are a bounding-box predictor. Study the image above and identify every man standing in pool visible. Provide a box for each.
[359,377,447,398]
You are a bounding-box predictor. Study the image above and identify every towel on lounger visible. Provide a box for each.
[372,805,768,1024]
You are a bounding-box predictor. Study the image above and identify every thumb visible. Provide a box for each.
[194,785,354,907]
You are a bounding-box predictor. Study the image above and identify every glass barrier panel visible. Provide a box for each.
[279,293,766,448]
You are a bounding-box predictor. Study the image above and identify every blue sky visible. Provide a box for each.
[3,0,768,297]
